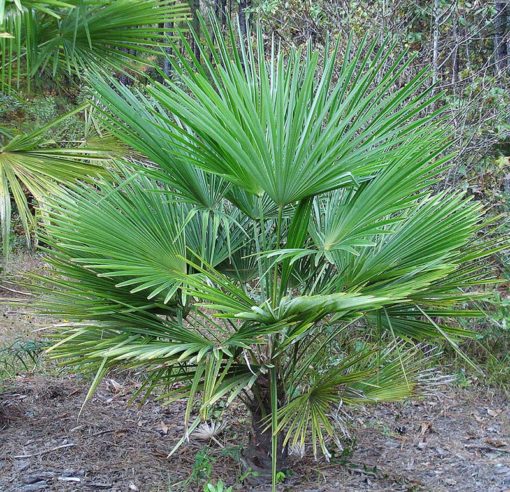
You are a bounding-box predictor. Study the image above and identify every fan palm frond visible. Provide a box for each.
[0,103,109,260]
[0,0,190,91]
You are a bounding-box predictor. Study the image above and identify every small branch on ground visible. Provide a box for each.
[14,443,75,459]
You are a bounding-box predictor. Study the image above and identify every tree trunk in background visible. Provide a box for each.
[239,0,249,37]
[215,0,227,29]
[452,6,459,87]
[190,0,200,60]
[119,48,135,86]
[163,21,172,77]
[432,0,440,89]
[494,1,509,73]
[159,0,173,79]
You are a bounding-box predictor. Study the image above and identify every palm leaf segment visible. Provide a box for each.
[40,17,503,463]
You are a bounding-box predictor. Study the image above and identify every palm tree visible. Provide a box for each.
[0,0,190,92]
[39,18,501,489]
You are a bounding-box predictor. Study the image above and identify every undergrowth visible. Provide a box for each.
[0,338,48,381]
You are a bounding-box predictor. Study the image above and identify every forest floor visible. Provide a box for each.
[1,373,509,492]
[0,256,509,492]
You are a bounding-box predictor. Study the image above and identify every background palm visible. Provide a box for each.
[0,0,190,261]
[40,19,500,488]
[0,0,189,92]
[0,104,110,261]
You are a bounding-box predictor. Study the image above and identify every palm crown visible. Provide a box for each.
[39,18,499,488]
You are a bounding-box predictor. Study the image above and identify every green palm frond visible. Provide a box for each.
[91,75,229,210]
[365,308,479,341]
[276,344,427,458]
[0,103,109,261]
[35,253,178,319]
[0,1,73,24]
[45,176,187,302]
[325,191,482,298]
[309,133,450,256]
[0,0,190,91]
[41,174,251,304]
[148,16,444,206]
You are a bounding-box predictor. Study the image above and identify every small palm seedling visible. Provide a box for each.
[204,480,233,492]
[0,338,47,379]
[39,17,502,490]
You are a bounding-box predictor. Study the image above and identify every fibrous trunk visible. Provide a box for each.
[242,376,287,482]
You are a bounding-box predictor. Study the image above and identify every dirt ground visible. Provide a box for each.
[0,259,509,492]
[0,374,509,492]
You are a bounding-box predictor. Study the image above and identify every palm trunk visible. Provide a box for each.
[242,376,287,482]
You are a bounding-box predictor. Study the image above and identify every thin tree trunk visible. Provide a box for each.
[215,0,227,29]
[190,0,200,60]
[494,1,509,74]
[452,5,459,87]
[163,21,172,77]
[238,0,249,37]
[432,0,440,89]
[119,48,134,86]
[158,17,173,79]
